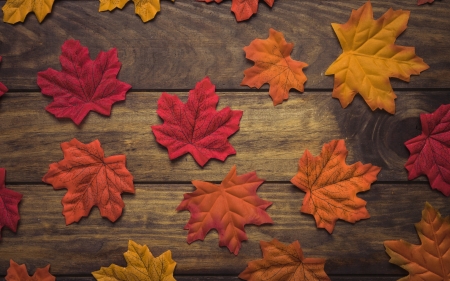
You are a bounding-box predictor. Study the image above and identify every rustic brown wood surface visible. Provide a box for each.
[0,0,449,280]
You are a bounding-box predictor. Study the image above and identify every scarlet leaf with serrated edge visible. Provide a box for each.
[291,139,381,233]
[418,0,434,5]
[325,1,429,114]
[5,260,55,281]
[0,56,7,97]
[0,168,22,239]
[92,240,176,281]
[405,104,450,196]
[151,77,243,167]
[176,165,272,255]
[42,138,134,225]
[99,0,174,22]
[37,39,131,125]
[384,202,450,280]
[199,0,274,21]
[2,0,54,24]
[241,28,308,105]
[239,239,330,281]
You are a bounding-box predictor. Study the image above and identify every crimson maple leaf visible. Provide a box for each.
[42,138,135,225]
[199,0,274,22]
[176,165,273,255]
[418,0,434,5]
[37,39,131,125]
[151,77,243,167]
[5,260,55,281]
[0,168,22,239]
[405,104,450,196]
[0,56,7,98]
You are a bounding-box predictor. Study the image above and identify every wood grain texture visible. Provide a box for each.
[1,91,448,183]
[0,0,448,90]
[0,183,448,276]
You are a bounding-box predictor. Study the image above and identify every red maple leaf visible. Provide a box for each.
[418,0,434,5]
[151,77,243,167]
[0,56,8,97]
[5,260,55,281]
[199,0,274,22]
[42,138,135,225]
[405,104,450,196]
[176,165,273,255]
[37,39,131,125]
[0,168,22,239]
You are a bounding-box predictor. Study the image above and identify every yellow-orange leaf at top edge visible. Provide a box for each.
[241,28,308,105]
[98,0,174,22]
[2,0,54,23]
[325,1,429,114]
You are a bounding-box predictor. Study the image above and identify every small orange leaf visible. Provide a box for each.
[241,28,308,105]
[325,1,429,114]
[291,139,381,233]
[5,260,55,281]
[92,240,176,281]
[384,202,450,280]
[239,239,330,281]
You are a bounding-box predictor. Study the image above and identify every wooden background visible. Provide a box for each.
[0,0,449,280]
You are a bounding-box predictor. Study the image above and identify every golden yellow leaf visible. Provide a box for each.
[325,1,429,114]
[92,240,176,281]
[99,0,174,22]
[2,0,54,24]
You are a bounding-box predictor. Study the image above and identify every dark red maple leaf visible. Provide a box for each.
[42,138,135,224]
[0,56,8,97]
[200,0,274,22]
[0,168,23,239]
[418,0,434,5]
[37,39,131,125]
[151,77,243,167]
[405,104,450,196]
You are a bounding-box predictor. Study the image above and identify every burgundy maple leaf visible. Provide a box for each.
[0,56,8,97]
[151,77,243,167]
[405,104,450,196]
[0,168,23,239]
[37,39,131,125]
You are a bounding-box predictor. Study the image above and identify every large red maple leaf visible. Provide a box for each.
[37,39,131,125]
[176,165,273,255]
[42,138,135,225]
[5,260,55,281]
[151,77,243,167]
[0,168,22,239]
[405,104,450,196]
[0,56,7,97]
[200,0,274,22]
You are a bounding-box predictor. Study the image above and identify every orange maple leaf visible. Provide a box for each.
[325,1,429,114]
[384,202,450,280]
[291,139,381,233]
[92,240,176,281]
[239,239,330,281]
[5,260,55,281]
[241,28,308,105]
[42,138,135,225]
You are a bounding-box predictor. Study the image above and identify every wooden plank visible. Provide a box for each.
[0,183,448,276]
[0,91,448,183]
[0,0,448,90]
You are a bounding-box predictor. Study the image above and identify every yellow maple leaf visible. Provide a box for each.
[2,0,54,24]
[99,0,174,22]
[92,240,176,281]
[325,1,429,114]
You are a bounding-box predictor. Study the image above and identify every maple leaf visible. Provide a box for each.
[0,168,22,239]
[418,0,434,5]
[92,240,176,281]
[2,0,54,24]
[241,28,308,105]
[42,138,135,225]
[37,39,131,125]
[199,0,274,21]
[151,77,243,167]
[99,0,174,22]
[5,260,55,281]
[325,1,429,114]
[176,165,273,255]
[384,202,450,280]
[405,104,450,196]
[290,139,381,233]
[0,56,8,97]
[239,239,330,281]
